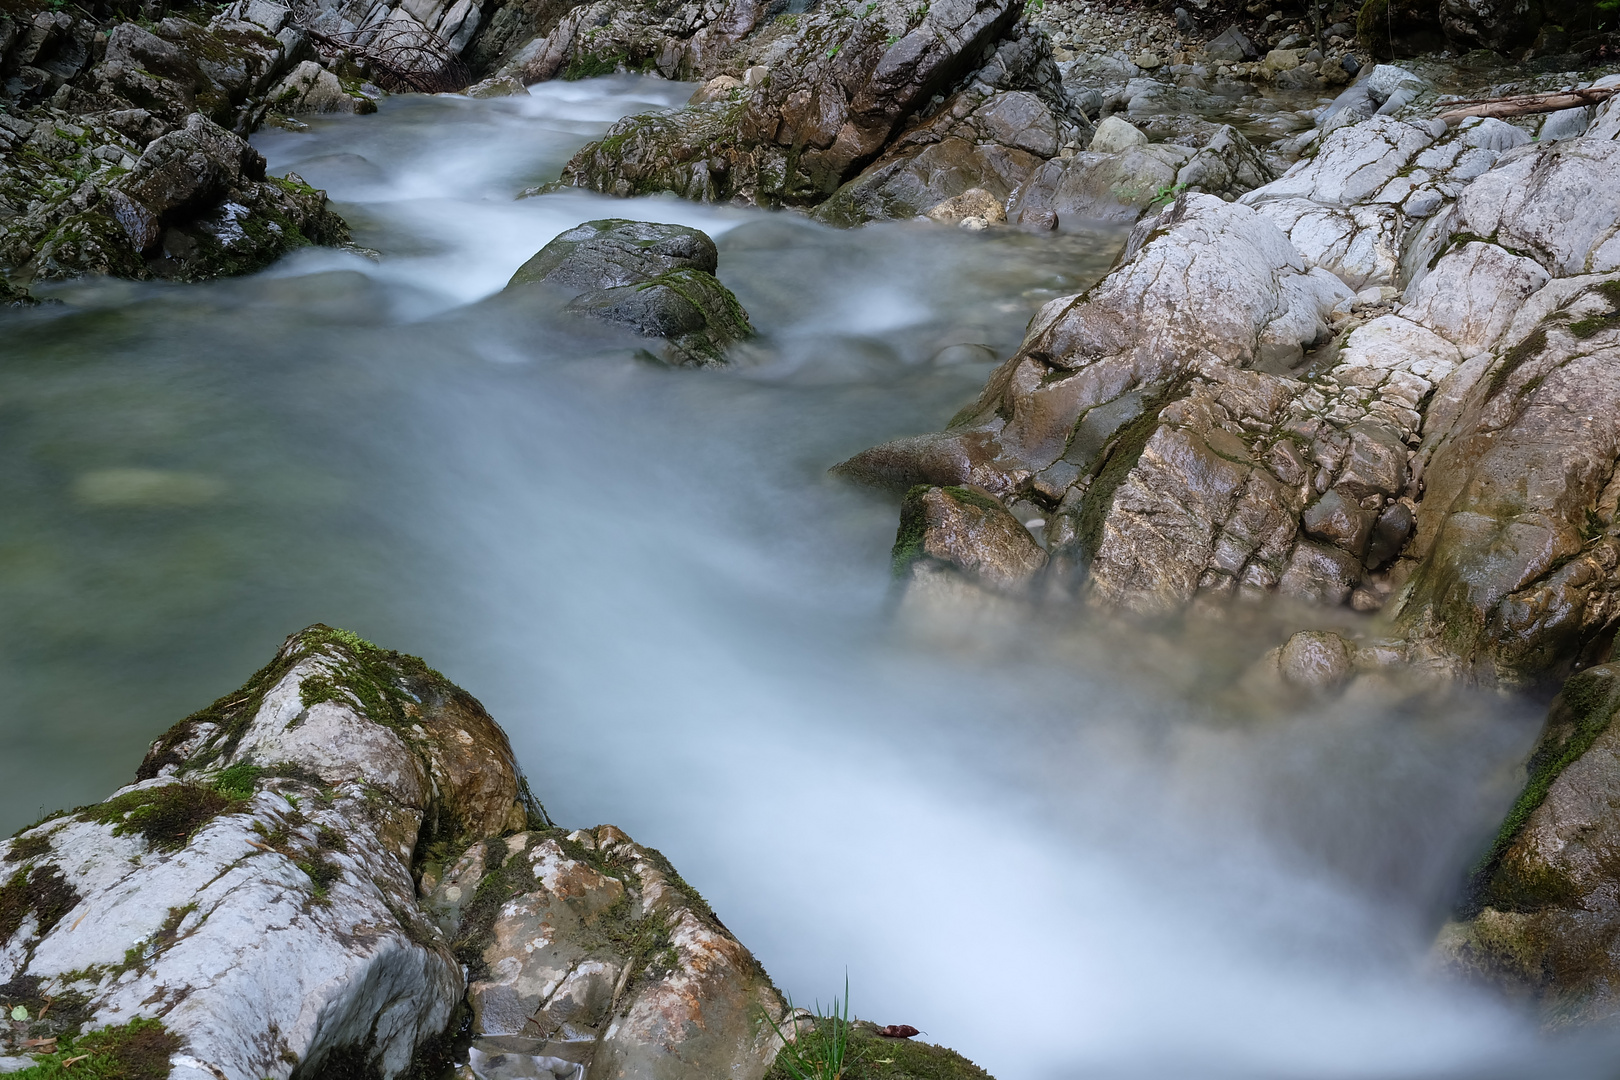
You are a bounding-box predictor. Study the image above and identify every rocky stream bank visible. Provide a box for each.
[0,627,994,1080]
[10,0,1620,1049]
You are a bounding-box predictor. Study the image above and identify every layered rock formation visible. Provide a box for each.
[839,69,1620,687]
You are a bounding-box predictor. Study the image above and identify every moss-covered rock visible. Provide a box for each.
[507,219,752,367]
[1437,664,1620,1025]
[766,1020,996,1080]
[0,625,541,1079]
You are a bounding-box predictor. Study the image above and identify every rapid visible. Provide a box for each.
[0,75,1611,1079]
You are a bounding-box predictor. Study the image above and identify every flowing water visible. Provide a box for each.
[1,75,1614,1079]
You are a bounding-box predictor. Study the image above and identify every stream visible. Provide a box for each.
[2,75,1614,1079]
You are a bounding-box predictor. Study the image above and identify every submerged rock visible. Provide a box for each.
[507,220,751,367]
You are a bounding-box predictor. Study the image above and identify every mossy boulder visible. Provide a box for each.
[765,1020,996,1080]
[0,625,542,1080]
[507,219,752,367]
[1436,664,1620,1025]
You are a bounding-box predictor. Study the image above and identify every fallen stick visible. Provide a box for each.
[1436,85,1617,124]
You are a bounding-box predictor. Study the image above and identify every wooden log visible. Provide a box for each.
[1436,85,1617,125]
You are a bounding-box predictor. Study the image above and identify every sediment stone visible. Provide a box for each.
[506,219,751,367]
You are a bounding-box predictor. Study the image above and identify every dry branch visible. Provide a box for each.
[304,22,469,94]
[1436,85,1617,124]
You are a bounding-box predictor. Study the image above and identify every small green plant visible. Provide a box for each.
[766,975,854,1080]
[884,32,900,44]
[1027,0,1043,10]
[1149,181,1188,207]
[826,43,842,58]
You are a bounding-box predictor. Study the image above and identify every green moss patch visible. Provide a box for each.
[82,783,239,852]
[0,864,80,945]
[1076,388,1172,556]
[1466,667,1620,914]
[767,1020,994,1080]
[7,1018,181,1080]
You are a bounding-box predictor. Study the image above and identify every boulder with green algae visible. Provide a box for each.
[765,1020,995,1080]
[0,625,539,1080]
[507,219,752,367]
[1435,663,1620,1026]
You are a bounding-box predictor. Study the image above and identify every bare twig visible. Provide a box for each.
[1436,85,1617,124]
[302,22,469,94]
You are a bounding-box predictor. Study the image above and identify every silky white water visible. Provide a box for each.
[0,75,1611,1079]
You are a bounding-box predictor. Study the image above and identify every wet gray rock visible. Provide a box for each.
[507,219,750,367]
[892,484,1048,594]
[1203,25,1257,61]
[509,218,719,290]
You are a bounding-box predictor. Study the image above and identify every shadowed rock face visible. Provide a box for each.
[1437,665,1620,1026]
[0,3,350,288]
[0,627,801,1080]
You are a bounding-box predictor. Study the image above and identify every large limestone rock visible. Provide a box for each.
[1393,274,1620,685]
[0,626,798,1080]
[505,219,752,368]
[1437,664,1620,1025]
[0,626,537,1080]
